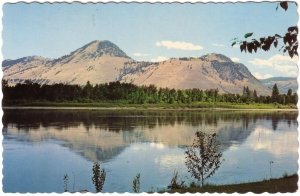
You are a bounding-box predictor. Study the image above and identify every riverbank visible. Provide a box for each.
[161,174,298,193]
[2,101,297,110]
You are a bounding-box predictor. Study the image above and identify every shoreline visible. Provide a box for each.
[161,174,298,193]
[2,106,298,112]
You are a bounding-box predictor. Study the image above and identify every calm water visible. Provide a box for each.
[2,109,298,193]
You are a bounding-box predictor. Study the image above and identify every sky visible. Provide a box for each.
[2,2,299,79]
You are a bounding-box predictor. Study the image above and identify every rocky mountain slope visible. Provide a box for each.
[3,40,132,85]
[260,77,297,94]
[2,40,270,95]
[120,53,269,94]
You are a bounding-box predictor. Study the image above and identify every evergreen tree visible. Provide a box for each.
[132,173,141,193]
[287,88,293,97]
[2,80,297,106]
[253,90,258,99]
[287,89,293,104]
[272,84,280,102]
[83,81,93,99]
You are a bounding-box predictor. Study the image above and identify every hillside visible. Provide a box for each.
[120,54,269,94]
[260,77,297,94]
[2,40,270,95]
[3,40,132,85]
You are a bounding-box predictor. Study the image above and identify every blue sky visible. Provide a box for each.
[2,2,298,78]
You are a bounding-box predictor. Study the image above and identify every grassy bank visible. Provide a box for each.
[2,100,297,110]
[161,174,298,193]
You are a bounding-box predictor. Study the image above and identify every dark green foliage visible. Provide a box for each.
[239,85,296,105]
[92,162,106,193]
[287,89,293,97]
[272,84,280,102]
[132,173,141,193]
[63,174,69,192]
[162,174,298,193]
[286,89,295,104]
[244,33,253,38]
[185,131,222,187]
[233,2,298,58]
[168,171,185,190]
[2,80,297,106]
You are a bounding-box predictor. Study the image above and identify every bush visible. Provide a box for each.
[167,171,185,190]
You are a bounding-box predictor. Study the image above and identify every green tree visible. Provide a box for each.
[63,174,69,192]
[286,89,293,103]
[92,162,106,193]
[253,89,258,101]
[292,92,298,104]
[185,131,222,187]
[272,83,280,102]
[82,81,93,99]
[132,173,141,193]
[287,88,293,97]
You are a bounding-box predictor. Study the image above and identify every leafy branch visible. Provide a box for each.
[232,1,298,58]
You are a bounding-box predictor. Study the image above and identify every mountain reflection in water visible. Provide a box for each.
[3,109,297,162]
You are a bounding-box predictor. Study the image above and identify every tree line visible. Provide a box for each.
[2,80,297,105]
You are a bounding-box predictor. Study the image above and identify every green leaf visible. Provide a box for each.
[231,41,236,47]
[244,33,253,38]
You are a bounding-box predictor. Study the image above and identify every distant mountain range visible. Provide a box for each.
[2,40,280,95]
[260,77,297,94]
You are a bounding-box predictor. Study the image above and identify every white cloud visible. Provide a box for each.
[151,56,168,62]
[150,142,165,149]
[253,72,273,79]
[154,154,185,168]
[248,126,298,157]
[249,58,273,67]
[156,40,203,50]
[230,57,240,62]
[133,52,149,57]
[249,54,298,77]
[212,43,225,47]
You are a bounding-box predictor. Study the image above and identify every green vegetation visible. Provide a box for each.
[233,2,298,58]
[92,162,106,193]
[3,100,296,110]
[161,174,298,193]
[132,173,141,193]
[63,174,69,192]
[185,131,222,186]
[163,132,297,193]
[168,171,185,190]
[61,131,297,193]
[2,80,297,109]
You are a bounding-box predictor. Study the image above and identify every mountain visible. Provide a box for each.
[3,40,132,85]
[2,56,52,84]
[4,109,265,162]
[2,40,270,95]
[260,77,297,94]
[119,53,269,94]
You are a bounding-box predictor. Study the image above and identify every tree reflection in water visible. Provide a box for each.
[2,109,298,162]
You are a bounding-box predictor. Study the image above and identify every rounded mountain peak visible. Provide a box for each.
[77,40,130,59]
[202,53,232,62]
